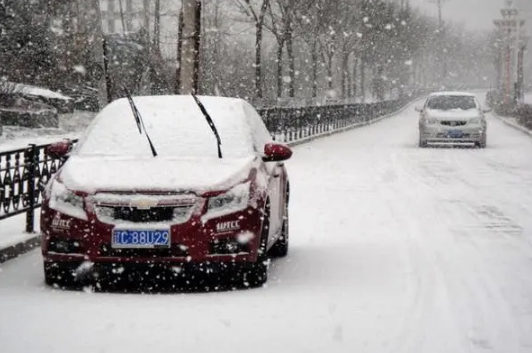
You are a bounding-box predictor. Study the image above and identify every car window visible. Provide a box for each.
[426,95,477,110]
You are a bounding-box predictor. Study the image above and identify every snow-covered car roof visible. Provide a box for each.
[428,91,476,97]
[73,95,262,159]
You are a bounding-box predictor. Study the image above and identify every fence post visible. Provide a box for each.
[25,144,37,234]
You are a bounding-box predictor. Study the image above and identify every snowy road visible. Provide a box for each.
[3,98,532,353]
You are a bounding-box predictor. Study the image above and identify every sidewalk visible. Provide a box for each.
[0,213,41,263]
[491,112,532,138]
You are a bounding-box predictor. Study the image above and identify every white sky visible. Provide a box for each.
[410,0,527,31]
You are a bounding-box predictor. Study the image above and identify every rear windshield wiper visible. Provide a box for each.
[191,94,222,159]
[123,87,158,157]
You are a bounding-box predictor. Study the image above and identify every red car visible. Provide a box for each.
[41,94,292,288]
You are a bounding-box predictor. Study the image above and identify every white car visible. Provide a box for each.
[417,92,491,148]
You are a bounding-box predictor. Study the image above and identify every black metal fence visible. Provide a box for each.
[0,96,417,234]
[260,97,412,142]
[0,143,67,232]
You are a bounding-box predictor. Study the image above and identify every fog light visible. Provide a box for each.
[55,240,70,252]
[48,237,82,254]
[225,241,239,253]
[210,239,248,255]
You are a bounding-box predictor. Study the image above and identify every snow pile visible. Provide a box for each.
[8,82,72,101]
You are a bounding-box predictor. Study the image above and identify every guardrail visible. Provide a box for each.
[0,95,421,238]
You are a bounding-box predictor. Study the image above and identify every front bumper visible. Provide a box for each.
[420,125,485,144]
[44,260,261,286]
[41,205,264,265]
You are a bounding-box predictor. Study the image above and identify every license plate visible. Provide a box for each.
[112,229,170,248]
[447,130,463,138]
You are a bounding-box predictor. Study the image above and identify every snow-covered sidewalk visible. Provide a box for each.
[0,213,40,262]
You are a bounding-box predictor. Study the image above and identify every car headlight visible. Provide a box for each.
[204,181,250,220]
[48,180,88,220]
[425,118,439,125]
[469,117,482,124]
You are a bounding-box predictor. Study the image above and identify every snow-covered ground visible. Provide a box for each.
[3,97,532,352]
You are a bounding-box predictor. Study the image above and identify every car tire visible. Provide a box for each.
[44,262,77,288]
[476,136,487,149]
[243,202,271,287]
[419,138,427,148]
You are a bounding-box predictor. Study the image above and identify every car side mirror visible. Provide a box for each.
[415,106,423,112]
[45,139,73,159]
[263,143,293,162]
[482,108,492,113]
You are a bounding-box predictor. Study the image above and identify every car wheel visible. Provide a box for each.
[269,200,289,258]
[243,202,270,287]
[419,138,427,148]
[476,137,487,149]
[44,262,77,288]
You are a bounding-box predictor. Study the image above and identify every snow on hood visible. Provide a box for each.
[426,109,481,120]
[59,155,257,194]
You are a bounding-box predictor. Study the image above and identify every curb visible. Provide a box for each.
[0,236,41,264]
[491,112,532,137]
[0,98,420,263]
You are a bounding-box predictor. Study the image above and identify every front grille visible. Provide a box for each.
[441,121,467,126]
[436,133,471,138]
[112,206,174,223]
[100,244,189,258]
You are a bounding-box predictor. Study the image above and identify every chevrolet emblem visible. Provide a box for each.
[130,199,158,209]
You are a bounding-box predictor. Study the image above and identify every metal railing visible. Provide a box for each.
[0,143,68,232]
[0,96,418,235]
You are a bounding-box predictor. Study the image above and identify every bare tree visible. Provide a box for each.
[234,0,270,98]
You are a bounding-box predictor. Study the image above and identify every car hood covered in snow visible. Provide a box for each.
[58,155,257,194]
[426,109,481,120]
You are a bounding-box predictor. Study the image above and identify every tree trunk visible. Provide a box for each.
[352,56,358,98]
[346,54,352,98]
[118,0,126,33]
[276,39,285,98]
[253,0,269,99]
[153,0,161,52]
[175,6,184,93]
[193,0,201,94]
[327,55,333,90]
[255,21,264,98]
[180,0,201,94]
[286,23,295,98]
[360,59,366,102]
[342,51,349,98]
[311,39,318,98]
[143,0,150,43]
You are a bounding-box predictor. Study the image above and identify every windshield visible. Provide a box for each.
[426,95,477,110]
[74,96,255,159]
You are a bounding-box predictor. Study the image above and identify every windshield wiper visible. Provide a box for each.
[191,94,222,159]
[123,87,158,157]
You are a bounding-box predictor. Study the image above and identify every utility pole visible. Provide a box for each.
[494,0,527,104]
[179,0,201,94]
